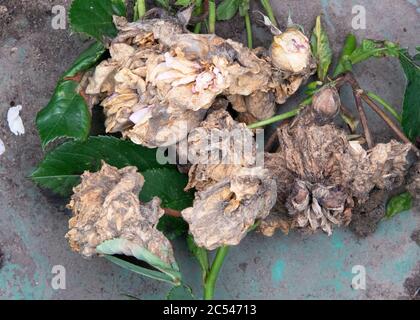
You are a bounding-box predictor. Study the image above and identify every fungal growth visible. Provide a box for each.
[66,162,175,264]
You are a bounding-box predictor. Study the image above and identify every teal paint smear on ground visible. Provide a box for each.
[3,205,54,300]
[272,260,285,283]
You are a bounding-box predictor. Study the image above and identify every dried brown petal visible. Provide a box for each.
[66,162,175,264]
[259,214,292,237]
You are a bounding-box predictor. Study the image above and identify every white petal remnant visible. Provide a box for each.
[66,162,175,264]
[0,138,5,155]
[7,105,25,136]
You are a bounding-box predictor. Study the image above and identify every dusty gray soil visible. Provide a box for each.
[411,229,420,247]
[404,263,420,300]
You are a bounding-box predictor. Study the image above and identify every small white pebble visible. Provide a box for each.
[7,105,25,136]
[0,138,5,155]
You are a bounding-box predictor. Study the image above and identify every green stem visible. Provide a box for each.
[194,22,202,34]
[366,91,402,123]
[203,246,229,300]
[244,11,253,49]
[193,0,203,34]
[248,96,313,129]
[134,0,146,21]
[260,0,278,27]
[208,0,216,34]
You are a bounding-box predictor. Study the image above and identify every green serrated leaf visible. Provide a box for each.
[400,48,420,142]
[333,34,357,77]
[386,192,413,219]
[36,81,91,148]
[335,39,400,75]
[311,16,332,81]
[141,168,194,210]
[187,234,209,282]
[351,39,400,64]
[167,284,195,300]
[31,136,177,197]
[64,42,106,78]
[158,216,189,240]
[175,0,193,7]
[216,0,240,21]
[35,42,106,148]
[155,0,170,9]
[69,0,127,42]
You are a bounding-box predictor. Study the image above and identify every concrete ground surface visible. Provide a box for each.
[0,0,419,299]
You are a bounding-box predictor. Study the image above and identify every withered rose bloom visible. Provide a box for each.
[185,109,258,191]
[66,162,175,264]
[180,110,277,249]
[84,16,315,148]
[182,167,277,250]
[260,87,412,236]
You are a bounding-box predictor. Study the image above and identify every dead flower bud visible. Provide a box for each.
[271,28,313,74]
[66,162,175,264]
[182,168,277,250]
[311,86,341,123]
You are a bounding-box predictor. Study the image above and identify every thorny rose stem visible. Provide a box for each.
[353,89,374,148]
[204,246,230,300]
[337,73,415,149]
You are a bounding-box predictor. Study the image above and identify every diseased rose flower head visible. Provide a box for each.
[66,162,175,264]
[185,109,258,191]
[182,167,277,250]
[179,109,276,249]
[260,95,412,236]
[82,16,316,147]
[311,85,341,122]
[271,28,312,73]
